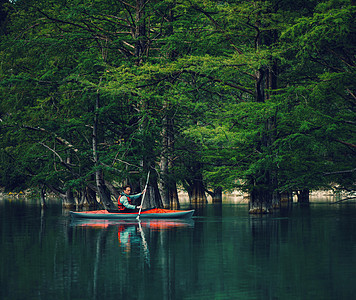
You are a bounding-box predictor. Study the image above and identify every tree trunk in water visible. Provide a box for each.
[64,156,76,208]
[248,13,280,214]
[189,172,207,204]
[142,172,163,209]
[211,187,223,203]
[169,181,180,209]
[46,184,75,208]
[297,189,310,203]
[159,108,170,208]
[191,183,207,203]
[63,189,75,209]
[96,170,114,210]
[280,191,293,207]
[93,91,115,210]
[157,5,179,208]
[184,162,207,204]
[40,185,47,209]
[133,0,163,208]
[159,102,179,208]
[249,187,272,214]
[81,186,98,208]
[248,118,278,214]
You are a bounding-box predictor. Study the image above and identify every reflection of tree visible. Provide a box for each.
[93,229,107,300]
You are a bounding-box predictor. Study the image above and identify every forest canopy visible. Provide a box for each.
[0,0,355,212]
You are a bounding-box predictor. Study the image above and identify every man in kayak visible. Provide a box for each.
[118,185,146,212]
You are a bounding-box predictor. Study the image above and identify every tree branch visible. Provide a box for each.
[38,142,77,170]
[182,70,254,95]
[331,196,356,204]
[22,125,79,152]
[324,168,356,176]
[335,139,356,149]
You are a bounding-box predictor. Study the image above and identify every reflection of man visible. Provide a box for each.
[117,225,140,253]
[118,185,146,212]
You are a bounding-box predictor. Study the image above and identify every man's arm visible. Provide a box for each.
[129,192,143,201]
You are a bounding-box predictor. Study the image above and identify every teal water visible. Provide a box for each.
[0,199,355,300]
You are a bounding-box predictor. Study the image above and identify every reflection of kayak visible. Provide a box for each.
[70,208,195,219]
[70,218,194,229]
[147,219,194,230]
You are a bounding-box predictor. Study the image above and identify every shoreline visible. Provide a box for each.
[1,189,354,205]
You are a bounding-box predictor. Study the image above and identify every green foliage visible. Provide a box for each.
[0,0,354,201]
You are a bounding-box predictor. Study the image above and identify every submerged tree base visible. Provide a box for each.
[62,202,76,209]
[191,197,208,204]
[248,207,272,214]
[248,189,274,214]
[248,199,273,214]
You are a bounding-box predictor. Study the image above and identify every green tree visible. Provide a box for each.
[277,0,356,199]
[1,0,354,212]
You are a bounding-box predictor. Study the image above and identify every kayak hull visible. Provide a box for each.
[70,218,194,229]
[70,208,195,219]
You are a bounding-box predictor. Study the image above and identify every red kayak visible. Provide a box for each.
[70,218,194,229]
[70,208,195,219]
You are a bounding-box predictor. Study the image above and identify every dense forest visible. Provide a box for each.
[0,0,355,213]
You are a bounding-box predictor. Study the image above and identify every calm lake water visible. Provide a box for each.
[1,199,355,300]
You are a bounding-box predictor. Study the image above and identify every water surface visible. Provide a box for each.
[1,199,355,299]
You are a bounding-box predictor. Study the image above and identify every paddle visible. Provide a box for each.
[138,220,150,266]
[136,171,150,220]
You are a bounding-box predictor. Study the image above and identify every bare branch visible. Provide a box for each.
[335,139,356,149]
[38,142,79,177]
[22,125,79,152]
[331,196,356,204]
[324,168,356,176]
